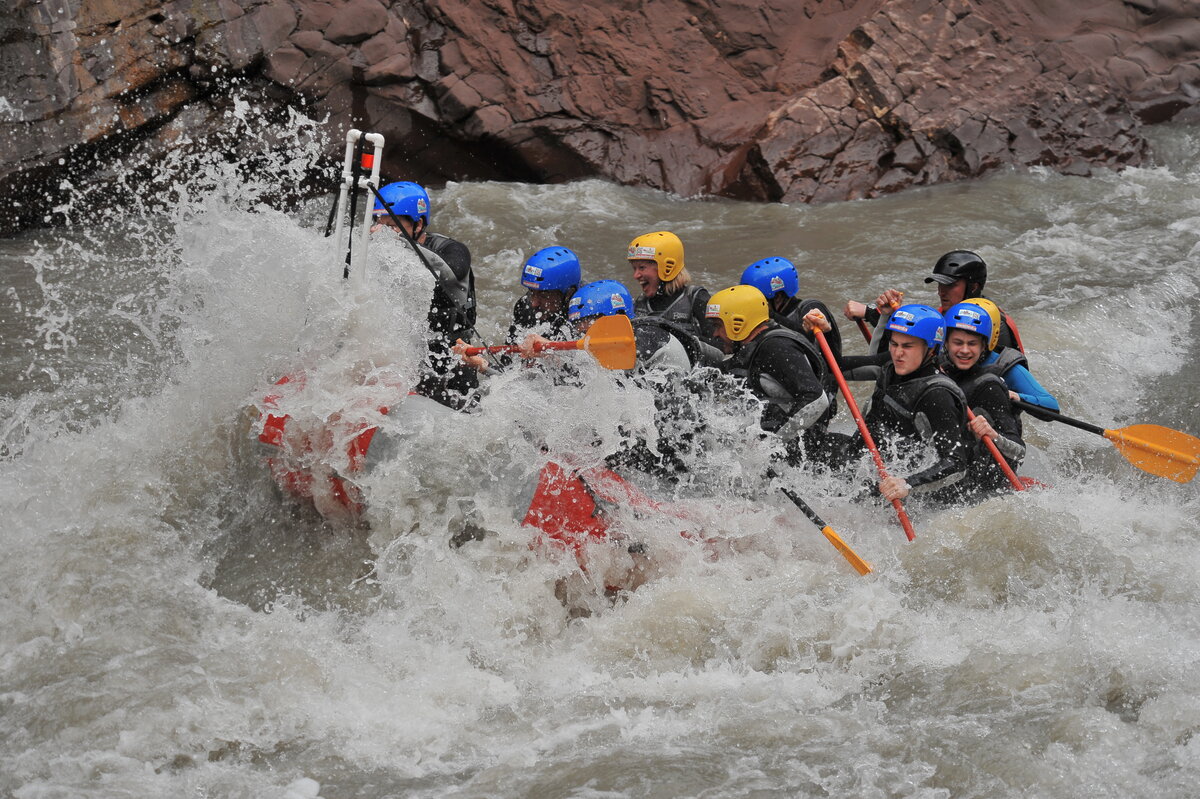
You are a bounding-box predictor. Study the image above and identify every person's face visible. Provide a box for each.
[945,329,985,370]
[630,260,660,298]
[709,319,735,354]
[937,278,967,309]
[372,214,417,237]
[888,331,929,376]
[528,288,566,313]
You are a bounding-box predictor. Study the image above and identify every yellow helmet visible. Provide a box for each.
[706,285,769,341]
[962,298,1001,351]
[627,231,685,282]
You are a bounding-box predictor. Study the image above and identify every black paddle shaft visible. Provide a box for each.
[1012,398,1105,436]
[780,488,827,530]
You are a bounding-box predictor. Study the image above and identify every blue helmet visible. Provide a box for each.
[740,257,799,300]
[521,246,582,293]
[943,302,993,347]
[568,280,634,321]
[885,304,946,350]
[374,181,430,225]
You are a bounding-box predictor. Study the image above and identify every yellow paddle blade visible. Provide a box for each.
[580,314,637,370]
[821,526,873,576]
[1104,424,1200,483]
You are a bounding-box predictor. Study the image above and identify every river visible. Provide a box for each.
[2,105,1199,798]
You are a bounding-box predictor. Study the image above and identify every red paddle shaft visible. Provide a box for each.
[966,407,1025,491]
[813,326,916,541]
[462,340,579,356]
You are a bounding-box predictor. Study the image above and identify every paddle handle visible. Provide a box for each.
[462,339,582,356]
[856,318,873,343]
[813,326,916,541]
[966,407,1024,491]
[1011,398,1106,436]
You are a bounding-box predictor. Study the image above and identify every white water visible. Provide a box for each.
[1,106,1199,798]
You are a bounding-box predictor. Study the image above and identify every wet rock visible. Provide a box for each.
[1,0,1200,233]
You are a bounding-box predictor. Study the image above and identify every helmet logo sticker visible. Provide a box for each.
[629,245,657,259]
[416,198,428,214]
[705,303,722,318]
[894,310,915,322]
[610,294,626,308]
[524,266,543,278]
[769,276,785,292]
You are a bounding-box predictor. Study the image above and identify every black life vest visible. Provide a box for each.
[634,284,705,337]
[868,367,966,442]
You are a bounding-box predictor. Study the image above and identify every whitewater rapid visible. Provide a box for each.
[1,106,1198,798]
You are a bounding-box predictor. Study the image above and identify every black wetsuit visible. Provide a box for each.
[943,359,1026,496]
[634,283,712,343]
[416,232,477,409]
[827,360,972,502]
[862,295,1022,352]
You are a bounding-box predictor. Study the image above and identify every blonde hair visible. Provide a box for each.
[661,267,692,294]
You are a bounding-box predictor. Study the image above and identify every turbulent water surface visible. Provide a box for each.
[2,106,1199,799]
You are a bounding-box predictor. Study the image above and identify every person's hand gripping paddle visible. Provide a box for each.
[461,314,637,371]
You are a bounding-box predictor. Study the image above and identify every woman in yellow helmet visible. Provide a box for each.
[627,231,713,341]
[705,285,834,461]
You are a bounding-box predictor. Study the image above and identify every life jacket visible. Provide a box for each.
[979,346,1028,378]
[738,327,827,388]
[868,366,967,443]
[729,326,833,434]
[634,284,706,337]
[945,364,1025,463]
[422,233,476,335]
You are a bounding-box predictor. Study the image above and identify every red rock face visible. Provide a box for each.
[1,0,1198,231]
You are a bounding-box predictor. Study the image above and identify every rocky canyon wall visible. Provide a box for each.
[1,0,1198,232]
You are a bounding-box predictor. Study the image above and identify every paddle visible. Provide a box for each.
[812,322,917,541]
[965,407,1025,491]
[1012,398,1200,483]
[855,318,873,343]
[780,488,873,575]
[462,314,637,371]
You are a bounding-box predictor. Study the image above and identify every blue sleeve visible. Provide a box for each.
[1004,364,1059,412]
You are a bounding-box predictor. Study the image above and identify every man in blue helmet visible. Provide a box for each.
[818,304,972,503]
[507,246,581,346]
[740,256,844,392]
[373,181,477,408]
[453,246,582,375]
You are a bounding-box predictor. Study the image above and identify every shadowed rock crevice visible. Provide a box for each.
[2,0,1199,232]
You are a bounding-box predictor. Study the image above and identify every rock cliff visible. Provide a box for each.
[2,0,1198,231]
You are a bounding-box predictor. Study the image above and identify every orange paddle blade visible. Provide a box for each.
[820,526,873,576]
[580,314,637,370]
[1104,424,1200,483]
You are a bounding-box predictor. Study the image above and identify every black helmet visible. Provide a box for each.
[925,250,987,292]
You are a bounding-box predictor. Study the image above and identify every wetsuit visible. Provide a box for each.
[863,295,1023,353]
[943,359,1026,496]
[415,232,478,409]
[827,360,972,503]
[634,283,712,342]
